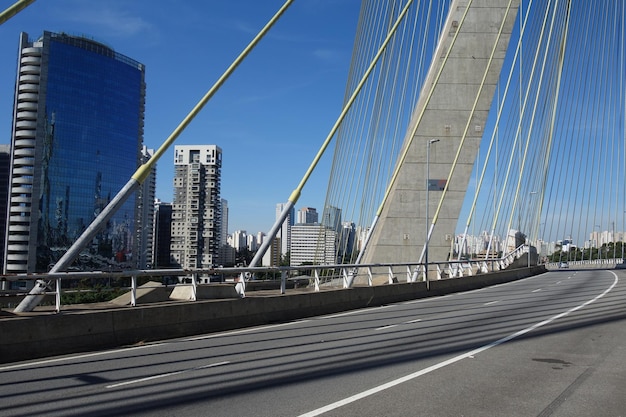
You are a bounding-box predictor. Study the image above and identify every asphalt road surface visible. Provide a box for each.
[1,269,625,416]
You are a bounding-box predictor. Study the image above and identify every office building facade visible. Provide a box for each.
[4,31,145,275]
[171,145,222,273]
[0,145,10,276]
[290,224,337,267]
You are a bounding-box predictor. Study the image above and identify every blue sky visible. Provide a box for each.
[0,0,360,235]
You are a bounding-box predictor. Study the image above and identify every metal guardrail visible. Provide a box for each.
[1,251,531,312]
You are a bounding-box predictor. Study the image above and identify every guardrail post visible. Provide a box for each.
[342,268,349,288]
[389,266,395,284]
[280,270,286,294]
[191,272,197,301]
[131,275,137,307]
[367,266,373,286]
[314,269,320,291]
[55,277,61,313]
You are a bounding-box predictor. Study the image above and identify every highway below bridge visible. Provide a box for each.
[1,269,625,416]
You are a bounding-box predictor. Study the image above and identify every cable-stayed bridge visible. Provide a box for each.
[4,0,626,311]
[313,0,626,279]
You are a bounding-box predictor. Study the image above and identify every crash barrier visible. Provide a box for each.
[0,264,546,363]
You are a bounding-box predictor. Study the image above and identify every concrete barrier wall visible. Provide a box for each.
[0,266,545,364]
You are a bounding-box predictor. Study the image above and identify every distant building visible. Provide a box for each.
[322,205,342,233]
[170,145,222,275]
[297,207,318,225]
[276,203,295,256]
[290,224,337,266]
[4,31,145,277]
[338,221,356,260]
[262,236,282,267]
[220,199,229,246]
[256,232,265,248]
[247,234,258,251]
[152,200,172,268]
[231,230,247,251]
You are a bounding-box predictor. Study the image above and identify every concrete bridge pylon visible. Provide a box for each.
[362,0,521,270]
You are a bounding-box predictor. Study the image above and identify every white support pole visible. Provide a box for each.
[342,268,349,288]
[367,267,373,286]
[191,273,197,301]
[314,269,320,292]
[131,275,137,307]
[388,266,394,284]
[55,278,61,313]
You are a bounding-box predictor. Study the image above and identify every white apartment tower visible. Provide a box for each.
[171,145,222,271]
[297,207,318,224]
[276,203,295,256]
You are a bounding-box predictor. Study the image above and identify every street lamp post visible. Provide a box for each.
[425,139,439,290]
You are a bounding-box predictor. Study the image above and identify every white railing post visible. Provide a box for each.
[367,266,373,286]
[131,275,137,307]
[191,272,197,301]
[342,268,349,288]
[55,277,61,313]
[314,269,320,291]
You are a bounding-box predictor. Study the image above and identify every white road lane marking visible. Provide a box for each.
[185,320,310,341]
[375,324,398,331]
[298,272,619,417]
[0,344,157,372]
[532,289,542,293]
[322,305,391,319]
[105,361,230,389]
[484,300,499,306]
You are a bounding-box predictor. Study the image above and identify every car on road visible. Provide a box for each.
[559,262,569,268]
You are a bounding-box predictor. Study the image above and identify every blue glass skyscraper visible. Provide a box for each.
[4,31,146,275]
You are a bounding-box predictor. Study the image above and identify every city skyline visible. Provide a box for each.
[0,1,360,236]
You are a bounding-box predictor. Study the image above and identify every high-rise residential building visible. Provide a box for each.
[297,207,318,225]
[290,224,337,266]
[4,31,145,276]
[255,232,265,248]
[220,198,229,246]
[171,145,222,274]
[137,146,156,268]
[276,202,295,256]
[262,237,282,267]
[247,234,258,251]
[231,230,247,251]
[152,200,172,268]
